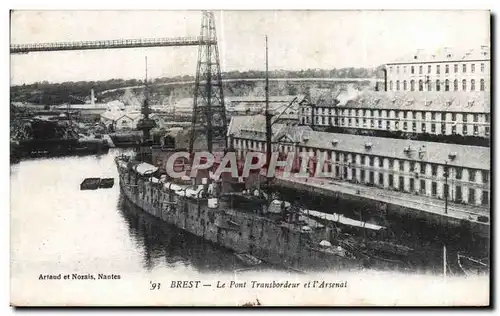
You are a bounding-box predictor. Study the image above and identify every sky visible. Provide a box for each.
[10,10,490,85]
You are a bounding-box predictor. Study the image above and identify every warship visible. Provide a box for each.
[115,20,413,272]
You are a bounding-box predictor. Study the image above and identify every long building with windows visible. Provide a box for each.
[228,115,490,208]
[298,91,490,138]
[385,46,490,93]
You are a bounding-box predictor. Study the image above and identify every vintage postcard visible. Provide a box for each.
[10,10,490,306]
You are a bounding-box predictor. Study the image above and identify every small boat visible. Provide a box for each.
[457,254,489,276]
[235,253,262,266]
[80,178,101,190]
[99,178,115,189]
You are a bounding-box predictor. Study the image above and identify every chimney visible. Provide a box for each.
[91,89,95,105]
[383,67,388,92]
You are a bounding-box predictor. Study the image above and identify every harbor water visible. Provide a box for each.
[10,149,488,281]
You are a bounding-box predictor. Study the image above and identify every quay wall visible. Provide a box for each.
[272,177,489,238]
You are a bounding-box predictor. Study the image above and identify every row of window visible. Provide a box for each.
[388,63,487,75]
[389,78,486,92]
[307,116,488,136]
[303,108,490,123]
[334,168,489,206]
[234,139,490,184]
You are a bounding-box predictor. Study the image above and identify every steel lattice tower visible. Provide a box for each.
[189,11,227,153]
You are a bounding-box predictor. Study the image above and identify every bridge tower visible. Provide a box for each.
[189,11,227,153]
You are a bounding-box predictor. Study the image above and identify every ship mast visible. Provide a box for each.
[137,56,156,143]
[265,35,272,185]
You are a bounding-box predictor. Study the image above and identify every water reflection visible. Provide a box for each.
[117,193,249,273]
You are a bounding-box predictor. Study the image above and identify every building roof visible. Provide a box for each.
[54,103,108,110]
[388,46,490,65]
[101,110,142,122]
[228,115,490,170]
[226,95,306,103]
[312,90,489,113]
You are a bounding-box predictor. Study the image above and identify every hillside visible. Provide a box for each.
[11,67,384,106]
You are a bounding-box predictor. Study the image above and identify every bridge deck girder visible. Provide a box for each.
[10,37,216,54]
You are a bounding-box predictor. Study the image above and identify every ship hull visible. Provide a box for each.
[116,161,365,272]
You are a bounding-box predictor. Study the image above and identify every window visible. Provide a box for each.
[473,114,478,122]
[480,79,485,91]
[428,65,431,73]
[469,169,476,182]
[378,173,383,185]
[403,111,408,119]
[471,64,475,73]
[431,123,436,133]
[436,65,440,74]
[396,80,400,91]
[379,158,383,167]
[436,79,440,91]
[389,174,394,187]
[462,125,467,135]
[431,112,436,120]
[389,159,394,168]
[486,126,490,136]
[352,168,356,179]
[390,81,393,91]
[454,64,458,73]
[485,114,490,123]
[445,79,450,91]
[369,157,374,166]
[481,191,489,206]
[411,66,415,74]
[412,122,416,131]
[452,113,456,121]
[432,182,437,196]
[453,79,458,91]
[399,161,404,171]
[471,79,475,91]
[419,80,423,91]
[469,188,475,204]
[456,168,462,179]
[462,64,466,73]
[473,125,478,135]
[403,122,408,130]
[410,161,415,172]
[395,121,399,129]
[378,120,382,128]
[431,165,437,176]
[481,63,485,72]
[482,171,489,183]
[445,64,449,73]
[419,65,423,74]
[462,79,467,91]
[420,163,426,174]
[463,114,468,122]
[452,125,456,134]
[420,180,426,194]
[396,66,400,74]
[427,80,432,91]
[403,80,407,91]
[410,80,415,91]
[422,123,426,132]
